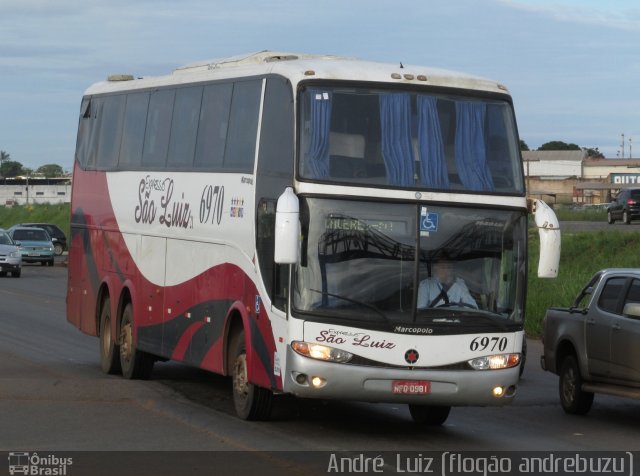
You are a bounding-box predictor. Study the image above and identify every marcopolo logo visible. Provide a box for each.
[8,452,73,475]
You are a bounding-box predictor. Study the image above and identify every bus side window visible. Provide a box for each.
[142,89,175,168]
[119,92,150,169]
[224,79,262,172]
[167,86,203,169]
[194,82,233,170]
[75,97,93,169]
[96,94,126,170]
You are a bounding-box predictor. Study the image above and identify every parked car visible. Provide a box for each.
[541,269,640,414]
[607,188,640,224]
[0,229,22,277]
[7,226,55,266]
[12,223,67,256]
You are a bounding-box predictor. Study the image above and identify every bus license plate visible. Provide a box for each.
[392,380,431,395]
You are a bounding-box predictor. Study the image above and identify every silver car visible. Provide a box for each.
[0,229,22,277]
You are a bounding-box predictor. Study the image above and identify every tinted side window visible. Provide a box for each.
[119,92,150,168]
[84,98,104,169]
[167,86,203,169]
[225,79,262,172]
[96,95,126,170]
[258,77,294,175]
[194,82,233,169]
[142,89,175,167]
[75,97,93,168]
[598,277,627,314]
[619,191,628,203]
[624,279,640,307]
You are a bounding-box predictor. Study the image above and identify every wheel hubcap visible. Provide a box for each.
[120,323,132,362]
[234,354,249,396]
[562,368,576,404]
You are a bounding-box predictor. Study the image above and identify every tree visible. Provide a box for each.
[537,141,581,151]
[36,163,64,177]
[0,160,24,178]
[584,147,604,159]
[0,150,9,164]
[519,140,530,151]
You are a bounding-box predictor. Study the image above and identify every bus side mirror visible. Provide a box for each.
[274,187,299,264]
[528,198,560,278]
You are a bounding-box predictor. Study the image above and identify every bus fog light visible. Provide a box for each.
[291,341,353,363]
[468,353,520,370]
[492,386,505,397]
[295,373,308,385]
[311,376,326,388]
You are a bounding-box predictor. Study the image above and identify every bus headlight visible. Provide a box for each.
[468,353,520,370]
[292,341,353,363]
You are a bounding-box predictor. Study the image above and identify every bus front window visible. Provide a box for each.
[298,85,524,195]
[294,199,416,323]
[293,198,527,329]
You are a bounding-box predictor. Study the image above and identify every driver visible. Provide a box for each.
[417,261,478,309]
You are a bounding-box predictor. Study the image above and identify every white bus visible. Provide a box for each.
[67,51,560,424]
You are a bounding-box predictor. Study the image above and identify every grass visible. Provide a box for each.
[1,203,635,338]
[553,205,608,222]
[526,229,640,336]
[0,203,70,237]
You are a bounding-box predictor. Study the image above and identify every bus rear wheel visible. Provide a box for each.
[408,404,451,425]
[99,299,121,375]
[119,303,154,380]
[231,330,273,420]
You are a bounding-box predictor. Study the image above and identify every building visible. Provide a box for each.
[523,151,640,205]
[522,150,584,204]
[0,177,71,206]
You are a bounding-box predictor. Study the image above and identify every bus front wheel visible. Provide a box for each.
[408,404,451,425]
[119,303,154,380]
[231,330,273,420]
[99,299,121,375]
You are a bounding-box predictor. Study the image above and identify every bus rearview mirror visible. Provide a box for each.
[274,187,299,264]
[528,198,561,278]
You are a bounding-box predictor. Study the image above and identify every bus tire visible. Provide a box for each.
[99,299,121,375]
[559,355,593,415]
[119,303,154,380]
[231,330,273,421]
[408,404,451,425]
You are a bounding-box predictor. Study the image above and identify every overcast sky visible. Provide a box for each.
[2,0,640,172]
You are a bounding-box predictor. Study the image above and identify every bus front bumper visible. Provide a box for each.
[284,347,519,406]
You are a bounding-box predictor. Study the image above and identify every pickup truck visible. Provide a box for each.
[541,268,640,414]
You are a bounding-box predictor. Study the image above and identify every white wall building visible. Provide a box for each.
[0,178,71,206]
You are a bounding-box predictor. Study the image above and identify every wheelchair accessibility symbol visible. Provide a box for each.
[420,211,439,232]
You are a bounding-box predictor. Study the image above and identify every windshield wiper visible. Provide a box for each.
[309,289,389,323]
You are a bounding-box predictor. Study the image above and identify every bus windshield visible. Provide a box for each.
[298,85,523,194]
[293,198,526,330]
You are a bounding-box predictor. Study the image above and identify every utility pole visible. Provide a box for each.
[621,133,625,158]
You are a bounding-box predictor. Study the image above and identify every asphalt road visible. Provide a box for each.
[1,263,639,474]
